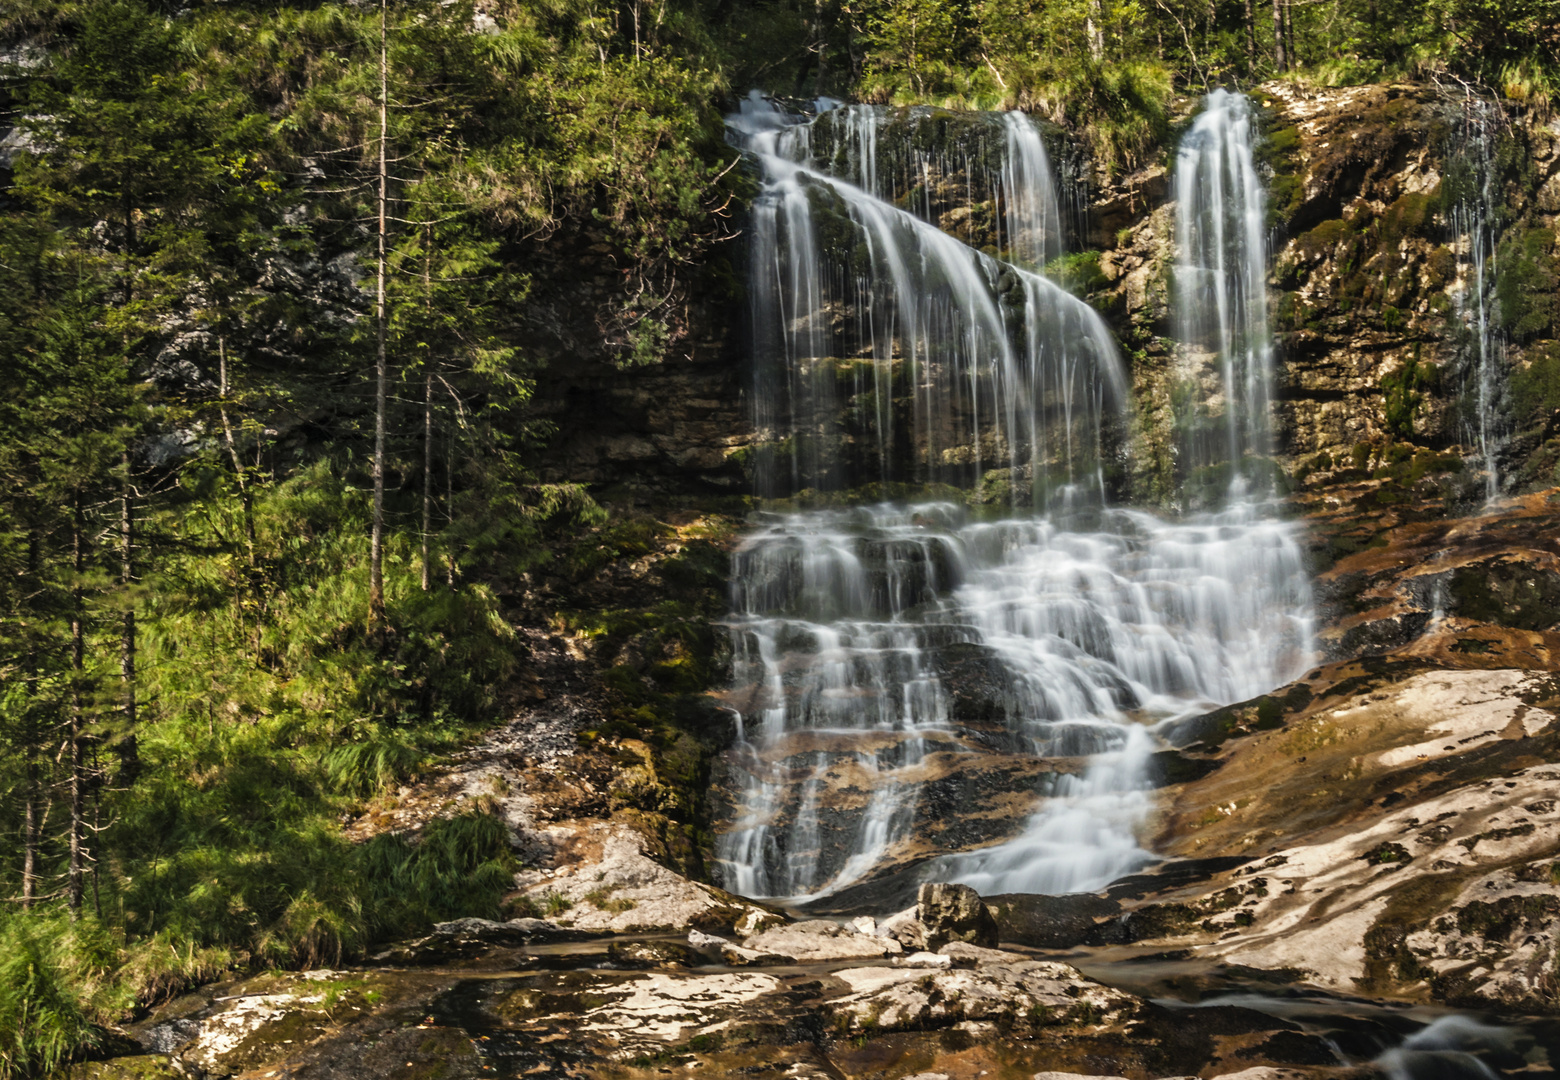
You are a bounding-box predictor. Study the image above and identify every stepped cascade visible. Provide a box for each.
[715,503,1313,899]
[1173,89,1275,490]
[716,92,1315,903]
[729,95,1125,503]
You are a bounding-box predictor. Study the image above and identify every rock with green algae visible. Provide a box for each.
[52,1058,182,1080]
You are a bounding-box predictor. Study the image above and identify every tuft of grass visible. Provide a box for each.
[0,915,128,1079]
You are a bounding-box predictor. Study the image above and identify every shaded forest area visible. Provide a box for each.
[0,0,1555,1074]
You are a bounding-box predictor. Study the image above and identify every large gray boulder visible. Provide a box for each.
[917,882,998,950]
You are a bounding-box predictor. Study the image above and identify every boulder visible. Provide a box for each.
[606,939,704,968]
[828,956,1134,1034]
[985,893,1121,948]
[742,919,901,962]
[877,906,928,949]
[515,827,773,934]
[917,882,999,950]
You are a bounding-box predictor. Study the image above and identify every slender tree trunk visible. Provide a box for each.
[69,496,86,920]
[1272,0,1287,71]
[368,0,390,634]
[92,745,102,919]
[446,427,457,589]
[119,452,139,781]
[421,226,433,593]
[1284,0,1295,70]
[1244,0,1257,64]
[219,337,256,559]
[122,180,135,307]
[422,372,434,592]
[1086,0,1105,59]
[813,0,827,95]
[22,530,39,909]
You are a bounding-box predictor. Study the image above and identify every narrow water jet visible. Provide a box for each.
[1445,94,1507,501]
[1174,89,1274,495]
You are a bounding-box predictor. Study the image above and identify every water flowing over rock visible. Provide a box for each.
[714,92,1315,905]
[728,94,1127,503]
[1445,93,1509,501]
[713,501,1313,900]
[1174,89,1275,491]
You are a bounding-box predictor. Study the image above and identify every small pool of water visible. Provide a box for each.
[1071,951,1558,1078]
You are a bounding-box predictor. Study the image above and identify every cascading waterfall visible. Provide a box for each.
[717,91,1313,904]
[716,503,1313,900]
[1174,90,1275,492]
[731,95,1124,503]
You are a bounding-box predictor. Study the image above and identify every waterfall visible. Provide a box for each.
[1174,90,1274,494]
[1446,96,1506,501]
[731,96,1125,504]
[717,92,1313,905]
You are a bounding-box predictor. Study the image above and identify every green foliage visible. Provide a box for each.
[0,916,117,1078]
[361,811,516,936]
[1044,250,1108,296]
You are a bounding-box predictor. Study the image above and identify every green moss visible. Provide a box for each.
[1379,191,1435,248]
[1044,250,1108,296]
[1299,219,1350,263]
[1427,245,1456,287]
[1496,226,1559,342]
[1382,356,1434,438]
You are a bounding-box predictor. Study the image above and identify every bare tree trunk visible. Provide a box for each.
[22,530,39,908]
[368,0,390,634]
[446,427,457,589]
[1244,0,1257,64]
[69,496,85,920]
[1272,0,1287,71]
[1086,0,1105,58]
[219,337,256,559]
[421,225,434,593]
[422,372,434,592]
[814,0,828,94]
[1284,0,1295,70]
[120,451,139,781]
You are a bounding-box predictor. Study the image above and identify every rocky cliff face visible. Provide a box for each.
[530,82,1560,511]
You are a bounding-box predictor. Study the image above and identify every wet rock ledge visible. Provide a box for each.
[71,893,1366,1080]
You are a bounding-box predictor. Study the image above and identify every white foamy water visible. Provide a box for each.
[716,502,1312,900]
[729,94,1124,502]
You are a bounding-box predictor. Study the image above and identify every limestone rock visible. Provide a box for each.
[938,940,1028,966]
[607,939,704,969]
[828,957,1133,1034]
[917,882,999,950]
[687,929,729,949]
[720,942,789,966]
[742,919,902,962]
[516,827,770,933]
[877,906,928,950]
